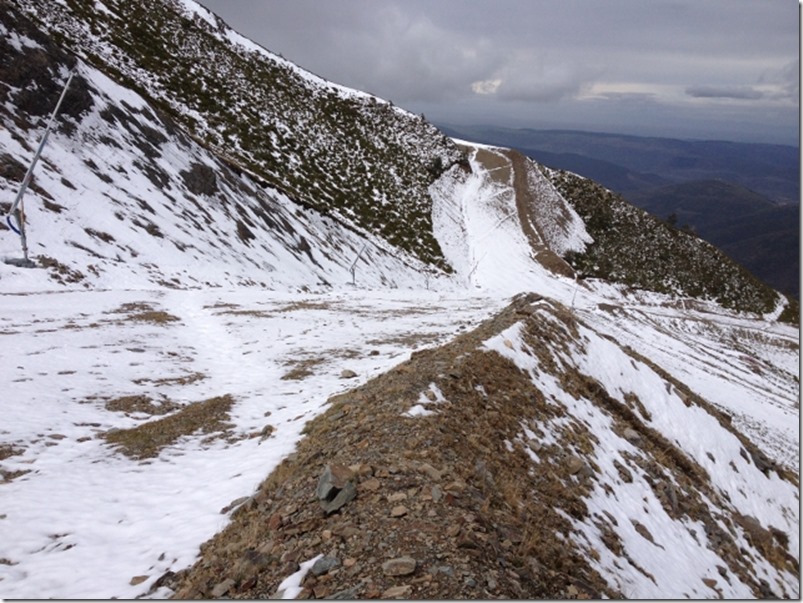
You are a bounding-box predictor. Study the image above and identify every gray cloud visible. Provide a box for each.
[199,0,799,144]
[685,86,765,100]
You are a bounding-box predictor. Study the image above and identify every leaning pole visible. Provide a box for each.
[6,68,76,267]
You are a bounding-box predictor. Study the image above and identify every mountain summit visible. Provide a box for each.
[0,1,798,600]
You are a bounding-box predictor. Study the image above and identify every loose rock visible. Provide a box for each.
[390,504,408,517]
[566,455,585,475]
[382,556,417,576]
[311,555,340,576]
[623,428,642,445]
[317,464,357,514]
[211,578,235,598]
[382,584,412,598]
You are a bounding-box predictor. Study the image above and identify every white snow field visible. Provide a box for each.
[1,141,797,599]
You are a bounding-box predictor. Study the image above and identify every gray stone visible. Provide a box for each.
[317,464,357,514]
[623,428,642,445]
[311,555,340,576]
[331,585,362,599]
[317,464,355,501]
[419,462,442,481]
[390,504,408,517]
[382,556,417,576]
[320,481,357,515]
[220,496,250,514]
[382,585,412,599]
[566,455,585,475]
[750,449,775,475]
[211,578,235,598]
[340,369,357,379]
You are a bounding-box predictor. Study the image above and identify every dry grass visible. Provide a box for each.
[109,302,181,325]
[215,309,274,318]
[276,300,335,313]
[281,357,326,381]
[132,372,207,387]
[104,394,180,416]
[104,394,235,459]
[366,332,443,348]
[0,444,23,461]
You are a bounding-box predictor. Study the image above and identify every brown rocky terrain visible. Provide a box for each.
[164,293,796,600]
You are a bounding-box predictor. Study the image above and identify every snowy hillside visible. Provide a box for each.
[0,0,798,599]
[8,0,463,268]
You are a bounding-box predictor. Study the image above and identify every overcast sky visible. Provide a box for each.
[200,0,799,145]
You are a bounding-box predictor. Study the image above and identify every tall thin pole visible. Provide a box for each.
[8,68,75,262]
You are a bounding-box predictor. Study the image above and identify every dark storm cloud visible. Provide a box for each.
[198,0,799,144]
[685,86,765,100]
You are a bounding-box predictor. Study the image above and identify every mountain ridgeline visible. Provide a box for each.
[10,0,463,269]
[4,0,795,321]
[0,0,792,319]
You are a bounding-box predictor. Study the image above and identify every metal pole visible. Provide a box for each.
[8,69,75,261]
[349,243,368,285]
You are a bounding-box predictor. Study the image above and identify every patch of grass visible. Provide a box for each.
[132,372,207,387]
[37,255,85,284]
[127,310,180,324]
[281,357,326,381]
[104,394,235,459]
[0,444,23,461]
[276,300,335,313]
[366,333,443,348]
[104,394,180,415]
[109,302,180,324]
[216,309,273,318]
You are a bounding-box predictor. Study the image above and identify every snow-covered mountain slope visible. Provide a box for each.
[432,143,799,474]
[0,1,798,599]
[0,4,445,291]
[484,296,798,598]
[7,0,463,268]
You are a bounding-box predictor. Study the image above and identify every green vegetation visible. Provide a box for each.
[545,168,781,317]
[16,0,463,269]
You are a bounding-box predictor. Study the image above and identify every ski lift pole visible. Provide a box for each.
[8,68,75,261]
[349,243,368,285]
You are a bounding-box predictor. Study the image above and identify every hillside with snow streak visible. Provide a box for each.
[485,297,798,597]
[0,5,443,292]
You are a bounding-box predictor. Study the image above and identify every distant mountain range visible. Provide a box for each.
[440,125,800,298]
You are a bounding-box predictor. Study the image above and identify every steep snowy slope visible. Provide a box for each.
[8,0,463,268]
[0,4,444,291]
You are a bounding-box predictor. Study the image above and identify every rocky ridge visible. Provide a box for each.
[165,294,798,599]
